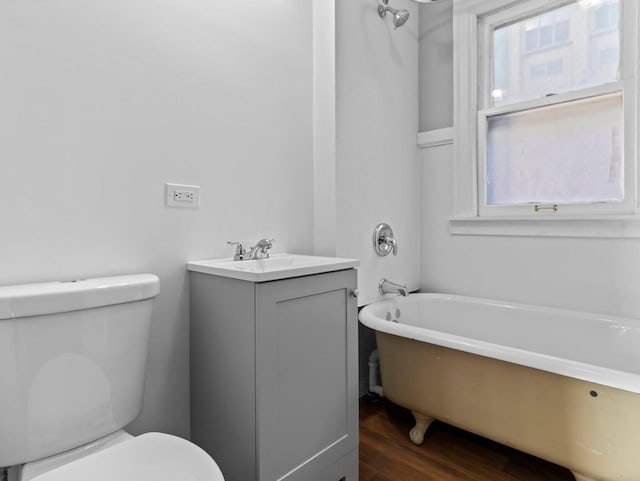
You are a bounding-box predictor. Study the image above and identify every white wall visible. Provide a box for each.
[335,0,421,395]
[421,144,640,318]
[313,0,337,257]
[419,6,640,319]
[0,0,313,438]
[336,0,421,306]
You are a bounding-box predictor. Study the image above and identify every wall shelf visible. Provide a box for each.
[417,127,454,149]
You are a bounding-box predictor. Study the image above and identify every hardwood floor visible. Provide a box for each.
[359,396,576,481]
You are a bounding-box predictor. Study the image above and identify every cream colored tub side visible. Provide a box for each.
[376,332,640,481]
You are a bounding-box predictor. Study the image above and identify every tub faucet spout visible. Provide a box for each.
[379,278,408,297]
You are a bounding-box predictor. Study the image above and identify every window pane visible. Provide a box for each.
[555,20,570,43]
[539,24,554,47]
[547,58,563,75]
[525,29,537,51]
[492,1,620,107]
[486,94,623,206]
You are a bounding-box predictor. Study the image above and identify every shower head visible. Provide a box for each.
[378,4,410,29]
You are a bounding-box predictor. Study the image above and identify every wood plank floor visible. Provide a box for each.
[359,397,576,481]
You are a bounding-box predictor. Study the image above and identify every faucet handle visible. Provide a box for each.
[254,238,274,250]
[257,238,274,258]
[227,241,246,260]
[383,235,398,256]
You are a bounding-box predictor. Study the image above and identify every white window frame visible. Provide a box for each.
[451,0,640,237]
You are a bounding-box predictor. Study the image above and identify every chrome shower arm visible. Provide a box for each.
[377,2,410,29]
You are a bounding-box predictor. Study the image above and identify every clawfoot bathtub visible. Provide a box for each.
[359,294,640,481]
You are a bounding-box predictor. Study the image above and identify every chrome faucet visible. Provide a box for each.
[379,278,408,297]
[227,238,274,261]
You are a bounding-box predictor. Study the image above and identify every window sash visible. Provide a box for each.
[480,0,624,109]
[478,92,633,217]
[480,81,623,119]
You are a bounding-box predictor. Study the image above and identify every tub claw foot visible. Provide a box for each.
[409,411,434,445]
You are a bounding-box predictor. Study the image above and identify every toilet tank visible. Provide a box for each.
[0,274,160,467]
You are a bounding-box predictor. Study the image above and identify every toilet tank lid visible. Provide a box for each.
[0,274,160,320]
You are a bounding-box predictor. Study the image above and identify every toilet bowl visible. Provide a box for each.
[25,433,224,481]
[0,274,224,481]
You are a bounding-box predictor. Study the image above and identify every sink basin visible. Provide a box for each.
[187,254,359,282]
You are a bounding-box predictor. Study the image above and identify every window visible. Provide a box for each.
[524,9,570,52]
[592,1,619,32]
[529,58,564,79]
[453,0,638,230]
[599,46,618,64]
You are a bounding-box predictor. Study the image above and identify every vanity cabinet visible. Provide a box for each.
[189,262,358,481]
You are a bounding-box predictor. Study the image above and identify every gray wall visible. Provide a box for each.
[419,1,453,132]
[418,3,640,319]
[0,0,314,438]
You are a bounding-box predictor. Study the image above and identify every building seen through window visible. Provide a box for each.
[492,0,620,107]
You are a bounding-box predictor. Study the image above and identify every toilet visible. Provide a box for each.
[0,274,224,481]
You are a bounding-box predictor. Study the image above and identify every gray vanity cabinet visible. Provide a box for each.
[190,268,358,481]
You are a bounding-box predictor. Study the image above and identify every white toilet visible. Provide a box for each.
[0,274,224,481]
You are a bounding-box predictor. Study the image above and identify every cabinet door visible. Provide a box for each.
[255,269,358,481]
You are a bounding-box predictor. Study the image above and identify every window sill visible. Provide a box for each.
[449,216,640,238]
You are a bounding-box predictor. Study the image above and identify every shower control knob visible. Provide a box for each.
[373,223,397,257]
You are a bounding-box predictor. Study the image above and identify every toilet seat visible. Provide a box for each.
[30,433,225,481]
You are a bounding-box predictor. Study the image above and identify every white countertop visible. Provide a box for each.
[187,253,359,282]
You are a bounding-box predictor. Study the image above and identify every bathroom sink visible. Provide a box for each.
[187,254,359,282]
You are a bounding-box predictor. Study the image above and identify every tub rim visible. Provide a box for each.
[359,293,640,394]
